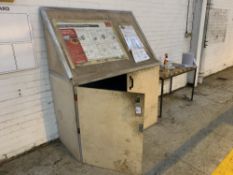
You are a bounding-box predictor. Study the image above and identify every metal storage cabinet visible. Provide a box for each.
[41,7,159,175]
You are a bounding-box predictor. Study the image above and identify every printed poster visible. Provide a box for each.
[59,21,127,66]
[60,28,88,65]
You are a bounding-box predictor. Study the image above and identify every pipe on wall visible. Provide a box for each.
[198,0,212,83]
[185,0,191,37]
[189,0,208,85]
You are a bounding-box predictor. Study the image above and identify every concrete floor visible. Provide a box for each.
[1,67,233,175]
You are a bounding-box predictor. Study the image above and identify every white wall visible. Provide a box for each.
[0,0,193,161]
[200,0,233,77]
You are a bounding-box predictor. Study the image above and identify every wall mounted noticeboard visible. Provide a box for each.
[0,13,36,74]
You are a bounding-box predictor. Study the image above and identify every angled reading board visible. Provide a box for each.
[41,7,158,85]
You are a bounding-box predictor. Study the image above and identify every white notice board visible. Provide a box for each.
[0,13,36,74]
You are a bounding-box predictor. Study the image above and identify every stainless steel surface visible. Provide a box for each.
[40,8,73,80]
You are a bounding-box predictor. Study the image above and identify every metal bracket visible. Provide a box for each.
[204,40,208,48]
[74,94,77,101]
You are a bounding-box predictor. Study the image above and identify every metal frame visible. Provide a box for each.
[40,8,73,80]
[159,67,197,118]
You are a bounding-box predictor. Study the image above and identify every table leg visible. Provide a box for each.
[169,77,173,94]
[191,68,197,101]
[159,79,164,118]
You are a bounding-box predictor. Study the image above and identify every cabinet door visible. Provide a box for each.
[127,66,160,129]
[77,87,144,175]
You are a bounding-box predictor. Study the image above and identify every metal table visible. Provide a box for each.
[159,63,197,118]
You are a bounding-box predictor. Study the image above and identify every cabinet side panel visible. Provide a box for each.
[50,74,81,160]
[44,30,69,78]
[128,66,160,129]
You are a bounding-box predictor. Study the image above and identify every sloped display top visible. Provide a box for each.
[41,7,159,85]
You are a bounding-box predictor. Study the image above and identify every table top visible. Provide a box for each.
[160,63,196,80]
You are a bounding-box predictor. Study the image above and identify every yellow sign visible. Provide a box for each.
[0,0,14,2]
[212,149,233,175]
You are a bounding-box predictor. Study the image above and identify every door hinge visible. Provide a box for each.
[77,128,80,134]
[204,40,208,48]
[139,124,144,133]
[74,94,77,101]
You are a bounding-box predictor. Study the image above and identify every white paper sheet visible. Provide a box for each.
[119,25,143,49]
[132,49,150,63]
[120,25,150,63]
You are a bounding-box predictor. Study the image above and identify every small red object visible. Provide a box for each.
[164,53,168,65]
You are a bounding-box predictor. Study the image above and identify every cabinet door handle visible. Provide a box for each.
[129,76,134,90]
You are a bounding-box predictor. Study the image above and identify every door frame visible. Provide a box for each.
[190,0,209,84]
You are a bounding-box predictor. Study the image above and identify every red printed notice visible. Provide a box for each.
[60,28,88,65]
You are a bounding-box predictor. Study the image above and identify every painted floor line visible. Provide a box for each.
[212,148,233,175]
